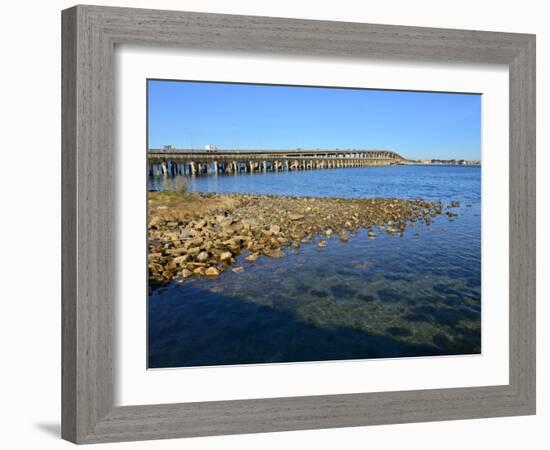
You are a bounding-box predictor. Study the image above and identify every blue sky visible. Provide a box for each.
[147,80,481,160]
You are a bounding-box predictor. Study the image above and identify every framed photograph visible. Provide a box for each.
[62,5,536,444]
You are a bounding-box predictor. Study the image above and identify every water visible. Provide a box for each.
[148,165,481,368]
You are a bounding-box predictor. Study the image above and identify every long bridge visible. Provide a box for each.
[147,149,406,176]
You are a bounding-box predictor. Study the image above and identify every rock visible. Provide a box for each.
[367,231,376,238]
[148,263,163,273]
[187,246,201,256]
[205,267,220,277]
[232,266,244,273]
[186,236,203,247]
[270,224,281,235]
[180,229,196,239]
[339,233,349,242]
[193,267,206,275]
[246,253,260,262]
[288,214,304,221]
[181,268,193,278]
[195,219,207,229]
[264,249,285,258]
[169,247,187,256]
[220,251,232,262]
[318,240,327,248]
[149,217,165,228]
[325,228,333,238]
[290,231,304,240]
[196,251,209,262]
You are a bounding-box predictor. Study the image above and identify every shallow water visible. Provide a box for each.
[148,165,481,368]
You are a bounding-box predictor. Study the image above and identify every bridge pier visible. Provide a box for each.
[147,150,404,178]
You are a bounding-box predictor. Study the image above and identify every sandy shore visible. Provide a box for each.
[147,192,457,284]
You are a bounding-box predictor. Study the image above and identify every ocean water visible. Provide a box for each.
[148,165,481,368]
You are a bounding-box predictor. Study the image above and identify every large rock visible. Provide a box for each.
[269,224,281,235]
[205,267,220,277]
[220,251,232,262]
[187,246,201,256]
[196,251,209,262]
[181,268,193,278]
[195,219,207,229]
[173,255,190,266]
[186,237,203,247]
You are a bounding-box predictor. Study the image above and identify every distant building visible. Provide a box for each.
[204,144,218,152]
[163,145,173,150]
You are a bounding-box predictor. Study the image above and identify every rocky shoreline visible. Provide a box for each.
[148,192,458,285]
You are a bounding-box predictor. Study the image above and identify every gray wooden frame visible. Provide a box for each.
[62,4,536,444]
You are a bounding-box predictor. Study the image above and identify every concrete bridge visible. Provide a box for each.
[147,149,406,176]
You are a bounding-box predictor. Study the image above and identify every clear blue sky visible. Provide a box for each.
[147,80,481,160]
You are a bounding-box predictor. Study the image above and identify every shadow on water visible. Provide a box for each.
[148,285,474,369]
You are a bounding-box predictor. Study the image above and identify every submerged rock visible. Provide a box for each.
[246,253,260,262]
[338,233,349,242]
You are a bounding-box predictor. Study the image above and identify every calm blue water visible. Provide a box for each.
[148,165,481,368]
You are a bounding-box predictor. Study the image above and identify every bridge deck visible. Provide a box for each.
[146,149,405,176]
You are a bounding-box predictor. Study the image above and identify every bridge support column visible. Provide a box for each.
[161,160,168,176]
[213,161,218,175]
